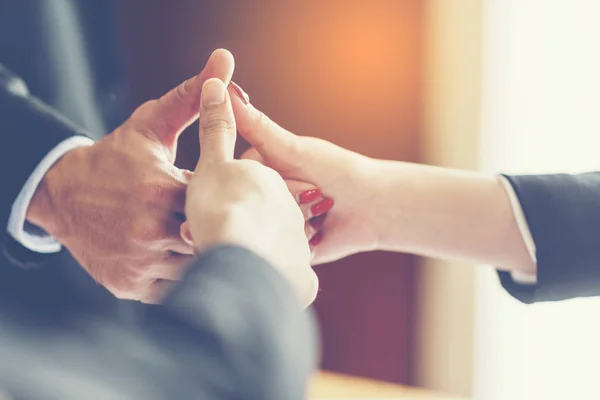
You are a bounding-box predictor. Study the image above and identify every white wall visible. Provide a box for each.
[475,1,600,399]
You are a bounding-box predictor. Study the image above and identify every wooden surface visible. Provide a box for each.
[312,372,468,399]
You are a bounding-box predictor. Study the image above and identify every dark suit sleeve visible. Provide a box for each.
[0,245,319,400]
[498,172,600,303]
[0,64,89,260]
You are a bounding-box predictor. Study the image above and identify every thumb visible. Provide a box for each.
[228,82,301,172]
[197,78,237,166]
[131,49,235,150]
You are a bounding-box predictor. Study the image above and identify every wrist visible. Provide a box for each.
[361,158,416,252]
[25,174,54,233]
[26,146,86,239]
[357,158,394,251]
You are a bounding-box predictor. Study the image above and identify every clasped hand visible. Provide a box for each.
[27,50,330,305]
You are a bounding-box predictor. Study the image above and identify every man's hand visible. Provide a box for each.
[185,78,318,307]
[25,49,235,304]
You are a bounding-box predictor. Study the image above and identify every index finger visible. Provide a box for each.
[228,82,300,172]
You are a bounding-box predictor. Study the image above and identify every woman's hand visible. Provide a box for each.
[185,78,318,307]
[229,83,382,265]
[229,82,535,272]
[285,180,333,246]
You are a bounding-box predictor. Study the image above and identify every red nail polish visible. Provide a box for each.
[311,198,334,217]
[229,81,249,105]
[309,231,323,247]
[298,189,322,204]
[309,214,327,230]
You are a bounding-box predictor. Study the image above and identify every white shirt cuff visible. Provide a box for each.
[7,136,95,253]
[498,176,538,284]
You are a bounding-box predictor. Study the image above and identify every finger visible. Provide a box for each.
[197,78,237,165]
[180,222,193,247]
[308,214,328,231]
[285,179,325,220]
[134,49,235,149]
[228,82,300,168]
[240,147,265,164]
[305,222,317,241]
[142,279,177,304]
[308,198,334,218]
[168,240,195,255]
[162,216,194,255]
[286,180,322,204]
[309,230,324,247]
[154,253,195,280]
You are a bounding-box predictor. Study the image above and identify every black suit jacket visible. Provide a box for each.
[0,0,127,309]
[0,63,121,311]
[0,64,88,246]
[500,173,600,303]
[0,245,318,400]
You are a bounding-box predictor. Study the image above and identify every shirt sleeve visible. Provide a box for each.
[497,172,600,303]
[7,136,94,253]
[498,176,538,285]
[0,63,93,264]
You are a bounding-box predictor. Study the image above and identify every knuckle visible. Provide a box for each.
[256,111,272,131]
[201,116,233,134]
[173,79,190,101]
[242,110,270,145]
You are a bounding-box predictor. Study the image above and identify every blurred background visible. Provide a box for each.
[3,0,600,398]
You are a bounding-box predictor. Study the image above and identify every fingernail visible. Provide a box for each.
[229,81,250,105]
[309,231,323,247]
[309,214,327,230]
[202,78,226,108]
[298,189,322,204]
[311,198,334,217]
